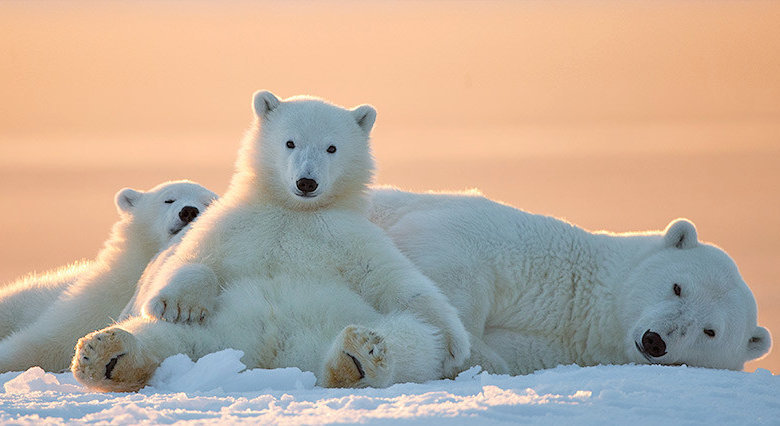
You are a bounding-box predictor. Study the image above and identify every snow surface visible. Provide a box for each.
[0,349,777,424]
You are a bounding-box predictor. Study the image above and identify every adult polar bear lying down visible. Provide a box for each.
[368,188,771,374]
[0,181,216,373]
[71,91,469,392]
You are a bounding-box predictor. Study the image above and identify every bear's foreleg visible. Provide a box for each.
[143,263,219,324]
[482,328,571,375]
[465,333,510,374]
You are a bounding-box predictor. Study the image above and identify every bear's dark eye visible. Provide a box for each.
[703,329,716,338]
[164,199,175,204]
[326,145,337,154]
[673,283,681,297]
[286,140,295,149]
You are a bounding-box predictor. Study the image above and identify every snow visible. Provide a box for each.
[0,349,777,424]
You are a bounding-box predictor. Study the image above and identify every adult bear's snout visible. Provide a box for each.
[641,330,667,358]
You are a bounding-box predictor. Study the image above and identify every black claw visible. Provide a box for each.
[82,356,89,361]
[104,353,125,379]
[345,352,365,380]
[88,344,94,350]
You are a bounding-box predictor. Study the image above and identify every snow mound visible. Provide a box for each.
[147,349,317,393]
[3,367,83,394]
[0,350,777,424]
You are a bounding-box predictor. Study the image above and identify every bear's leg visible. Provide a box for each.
[322,313,444,388]
[466,333,510,375]
[482,327,568,375]
[0,281,69,340]
[0,278,142,373]
[0,311,89,373]
[143,263,219,324]
[71,316,222,392]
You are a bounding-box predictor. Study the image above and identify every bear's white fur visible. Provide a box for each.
[71,92,470,392]
[368,188,772,374]
[0,262,90,340]
[0,180,216,372]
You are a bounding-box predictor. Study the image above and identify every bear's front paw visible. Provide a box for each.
[324,325,390,388]
[145,293,215,324]
[71,327,157,393]
[143,264,220,324]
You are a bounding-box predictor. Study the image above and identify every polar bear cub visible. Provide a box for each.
[0,180,216,372]
[71,91,470,392]
[369,188,771,374]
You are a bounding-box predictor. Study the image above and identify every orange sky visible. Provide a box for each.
[0,1,779,373]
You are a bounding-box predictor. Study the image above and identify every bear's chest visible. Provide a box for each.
[220,213,352,280]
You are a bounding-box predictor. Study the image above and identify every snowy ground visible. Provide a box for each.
[0,349,777,424]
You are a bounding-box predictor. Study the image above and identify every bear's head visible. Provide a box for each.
[115,180,218,250]
[247,90,377,210]
[620,218,771,370]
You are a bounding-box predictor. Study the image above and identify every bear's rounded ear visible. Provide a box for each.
[351,104,377,134]
[252,90,281,118]
[663,218,698,249]
[746,326,771,361]
[115,188,142,213]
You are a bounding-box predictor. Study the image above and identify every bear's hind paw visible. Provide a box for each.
[71,328,156,393]
[324,325,390,388]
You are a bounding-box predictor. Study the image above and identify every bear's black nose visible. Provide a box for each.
[296,178,318,193]
[642,330,667,358]
[179,206,200,223]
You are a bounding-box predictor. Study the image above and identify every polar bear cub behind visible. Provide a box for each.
[0,180,216,372]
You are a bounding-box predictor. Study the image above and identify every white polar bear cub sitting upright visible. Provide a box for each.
[72,91,469,392]
[0,180,216,372]
[369,188,771,374]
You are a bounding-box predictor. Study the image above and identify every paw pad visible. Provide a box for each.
[104,354,125,379]
[71,328,155,393]
[324,325,390,388]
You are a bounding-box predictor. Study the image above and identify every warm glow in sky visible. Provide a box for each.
[0,1,778,373]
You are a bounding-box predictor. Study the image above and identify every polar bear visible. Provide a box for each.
[0,180,217,372]
[70,91,470,393]
[368,188,771,374]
